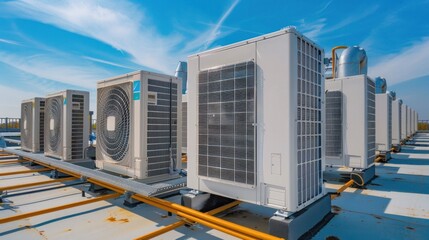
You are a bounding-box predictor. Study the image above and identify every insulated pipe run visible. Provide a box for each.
[331,46,347,79]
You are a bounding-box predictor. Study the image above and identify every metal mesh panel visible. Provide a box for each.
[39,101,45,152]
[147,79,178,177]
[21,102,33,151]
[387,96,392,147]
[45,96,63,157]
[297,37,324,205]
[71,94,85,160]
[367,78,376,165]
[97,83,131,163]
[325,91,342,157]
[198,61,256,185]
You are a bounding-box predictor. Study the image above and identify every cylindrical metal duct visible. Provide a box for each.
[337,46,368,78]
[387,90,396,100]
[375,76,387,94]
[175,61,188,94]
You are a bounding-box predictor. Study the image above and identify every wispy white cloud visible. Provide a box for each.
[369,37,429,85]
[82,56,136,70]
[4,0,240,74]
[316,0,333,14]
[0,85,37,117]
[298,18,327,40]
[0,38,20,45]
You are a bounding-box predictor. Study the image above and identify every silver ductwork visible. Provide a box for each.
[337,46,368,78]
[175,61,188,94]
[375,76,387,94]
[387,90,396,100]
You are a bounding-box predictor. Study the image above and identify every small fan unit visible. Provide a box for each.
[375,93,392,152]
[325,75,375,169]
[96,71,182,180]
[391,99,402,145]
[187,28,325,211]
[21,98,45,152]
[44,90,89,161]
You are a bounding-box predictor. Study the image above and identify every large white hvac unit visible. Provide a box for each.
[182,94,188,154]
[325,46,375,169]
[21,98,45,152]
[375,93,392,152]
[96,71,182,180]
[44,90,89,161]
[391,99,402,146]
[401,104,408,140]
[187,28,325,211]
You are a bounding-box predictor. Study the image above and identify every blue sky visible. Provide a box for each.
[0,0,428,119]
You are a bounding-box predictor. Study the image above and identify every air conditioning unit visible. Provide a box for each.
[401,104,408,140]
[182,94,188,154]
[375,93,392,152]
[187,28,325,211]
[21,98,45,152]
[96,71,182,180]
[407,106,412,137]
[44,90,89,161]
[325,75,375,168]
[391,99,402,147]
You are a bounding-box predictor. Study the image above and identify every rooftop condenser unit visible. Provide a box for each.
[21,97,45,152]
[391,96,402,150]
[401,104,408,140]
[96,71,182,180]
[44,90,89,161]
[325,46,375,169]
[407,106,412,137]
[187,28,325,212]
[375,91,392,157]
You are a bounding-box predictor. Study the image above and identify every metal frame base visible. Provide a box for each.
[376,151,392,162]
[181,190,235,212]
[269,194,332,240]
[324,164,376,187]
[392,144,401,153]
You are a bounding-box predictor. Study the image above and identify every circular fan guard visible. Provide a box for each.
[47,97,62,152]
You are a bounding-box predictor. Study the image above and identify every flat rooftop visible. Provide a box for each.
[1,133,429,239]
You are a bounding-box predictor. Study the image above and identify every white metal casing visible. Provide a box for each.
[44,90,89,161]
[391,99,402,145]
[187,28,325,212]
[96,71,182,180]
[182,94,188,154]
[325,75,376,169]
[401,104,408,140]
[21,97,45,152]
[375,93,392,152]
[407,107,412,137]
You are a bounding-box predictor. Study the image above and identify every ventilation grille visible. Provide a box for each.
[366,78,376,165]
[71,94,85,160]
[387,96,392,147]
[198,61,256,185]
[325,91,342,157]
[147,79,178,177]
[21,102,33,150]
[39,101,45,152]
[398,102,402,140]
[46,96,63,157]
[182,101,187,151]
[296,37,323,206]
[97,83,131,163]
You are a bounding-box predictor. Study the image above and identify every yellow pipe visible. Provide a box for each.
[0,177,76,191]
[135,201,241,240]
[26,158,282,240]
[0,192,121,224]
[0,168,50,177]
[0,159,25,165]
[331,179,354,200]
[331,46,348,79]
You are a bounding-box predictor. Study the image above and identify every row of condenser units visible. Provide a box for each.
[20,28,419,213]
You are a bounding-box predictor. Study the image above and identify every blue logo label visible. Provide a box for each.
[63,98,67,105]
[133,80,141,100]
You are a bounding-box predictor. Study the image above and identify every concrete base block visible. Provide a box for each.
[376,151,391,162]
[269,194,333,240]
[181,191,234,212]
[351,164,376,186]
[324,164,376,187]
[392,144,401,153]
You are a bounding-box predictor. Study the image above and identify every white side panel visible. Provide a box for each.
[375,94,392,151]
[401,104,407,140]
[391,100,402,145]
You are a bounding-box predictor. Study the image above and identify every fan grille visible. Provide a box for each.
[21,102,33,150]
[46,96,63,156]
[97,83,131,162]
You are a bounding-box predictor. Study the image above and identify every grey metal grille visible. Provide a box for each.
[398,102,402,140]
[21,102,33,151]
[297,37,323,205]
[147,79,178,177]
[325,91,342,157]
[198,61,256,185]
[45,96,63,157]
[39,101,45,152]
[182,101,187,151]
[97,82,131,163]
[71,94,85,160]
[367,78,376,165]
